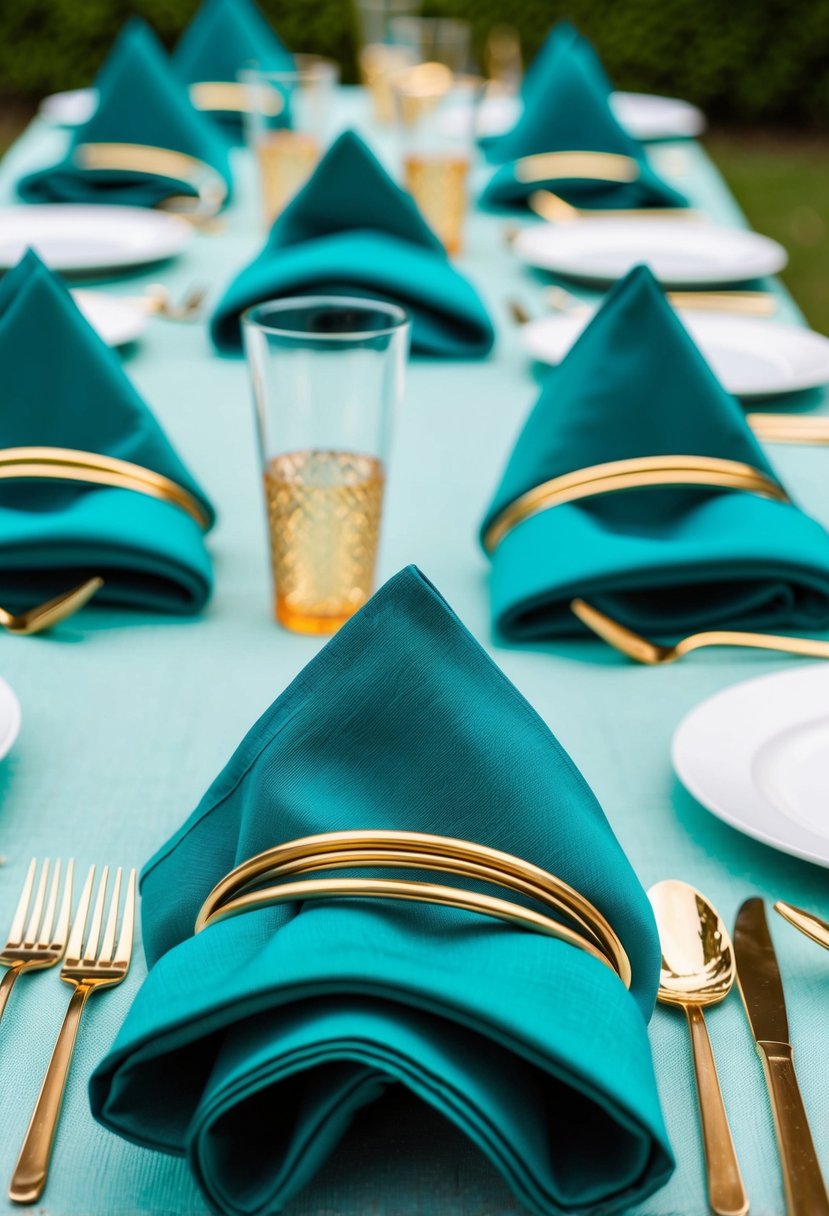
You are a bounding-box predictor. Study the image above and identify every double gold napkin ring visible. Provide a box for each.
[74,143,228,219]
[195,829,632,988]
[483,454,789,553]
[0,447,211,530]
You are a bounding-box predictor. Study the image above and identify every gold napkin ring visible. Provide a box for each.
[514,151,639,185]
[483,455,789,553]
[0,447,211,530]
[195,829,632,988]
[189,81,284,115]
[74,142,228,218]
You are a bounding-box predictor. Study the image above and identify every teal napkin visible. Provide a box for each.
[0,251,214,614]
[480,24,686,211]
[210,130,495,358]
[90,565,673,1215]
[18,20,232,209]
[481,265,829,640]
[173,0,293,140]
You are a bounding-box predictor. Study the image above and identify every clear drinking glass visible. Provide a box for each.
[243,297,410,635]
[354,0,421,122]
[393,65,483,255]
[389,16,472,72]
[241,57,339,228]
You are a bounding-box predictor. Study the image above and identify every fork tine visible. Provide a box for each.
[98,868,122,963]
[7,858,37,948]
[51,859,74,950]
[23,859,49,948]
[112,869,137,968]
[66,865,95,963]
[36,860,61,949]
[82,866,109,965]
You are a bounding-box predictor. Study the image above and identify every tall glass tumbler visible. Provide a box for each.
[241,57,339,228]
[354,0,421,122]
[243,297,410,634]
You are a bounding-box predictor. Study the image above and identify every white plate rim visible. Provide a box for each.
[0,204,192,273]
[513,219,789,287]
[0,677,22,762]
[518,309,829,398]
[70,289,149,348]
[672,664,829,868]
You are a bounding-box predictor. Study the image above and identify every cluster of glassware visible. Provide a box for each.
[241,2,522,635]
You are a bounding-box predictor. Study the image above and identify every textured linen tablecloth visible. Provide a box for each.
[0,92,826,1216]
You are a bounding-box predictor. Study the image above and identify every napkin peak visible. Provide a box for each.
[173,0,293,85]
[270,130,446,255]
[0,249,213,525]
[483,264,776,535]
[73,18,230,176]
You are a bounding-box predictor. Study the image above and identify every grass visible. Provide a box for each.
[1,105,828,331]
[705,129,829,334]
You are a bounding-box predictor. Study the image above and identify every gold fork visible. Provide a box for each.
[571,598,829,665]
[9,865,136,1205]
[775,901,829,950]
[0,860,74,1026]
[0,577,103,636]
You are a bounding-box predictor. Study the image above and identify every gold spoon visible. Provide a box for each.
[571,598,829,665]
[774,901,829,951]
[649,880,748,1216]
[0,577,103,636]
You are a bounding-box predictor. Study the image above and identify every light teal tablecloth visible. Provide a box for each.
[0,92,827,1216]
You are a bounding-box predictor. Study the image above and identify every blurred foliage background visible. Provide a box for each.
[0,0,828,328]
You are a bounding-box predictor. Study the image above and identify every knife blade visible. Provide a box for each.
[734,897,829,1216]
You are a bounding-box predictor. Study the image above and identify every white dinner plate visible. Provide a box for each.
[514,219,788,287]
[71,290,148,348]
[39,87,97,126]
[0,205,192,274]
[519,309,829,398]
[0,678,22,762]
[457,91,705,142]
[673,665,829,868]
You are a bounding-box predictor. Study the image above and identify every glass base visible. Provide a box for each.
[275,599,358,635]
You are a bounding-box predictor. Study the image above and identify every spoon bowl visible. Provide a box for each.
[650,878,736,1007]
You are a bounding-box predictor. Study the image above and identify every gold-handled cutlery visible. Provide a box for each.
[0,578,103,637]
[9,865,136,1206]
[0,860,74,1026]
[775,901,829,951]
[570,598,829,665]
[733,898,829,1216]
[545,284,777,317]
[528,188,698,224]
[649,881,748,1216]
[747,413,829,445]
[139,282,209,321]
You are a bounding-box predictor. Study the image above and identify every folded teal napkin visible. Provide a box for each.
[481,265,829,640]
[173,0,293,139]
[480,24,686,211]
[18,20,232,209]
[0,251,214,614]
[211,130,495,358]
[90,565,672,1215]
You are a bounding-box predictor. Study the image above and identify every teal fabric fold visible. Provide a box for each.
[210,130,495,358]
[90,565,673,1215]
[18,19,232,208]
[173,0,293,139]
[481,265,829,640]
[480,24,685,211]
[0,251,214,614]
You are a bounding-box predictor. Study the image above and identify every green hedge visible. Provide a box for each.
[2,0,829,126]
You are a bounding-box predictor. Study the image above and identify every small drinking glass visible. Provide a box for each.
[354,0,421,122]
[393,64,483,256]
[241,57,339,227]
[243,297,410,635]
[389,16,472,72]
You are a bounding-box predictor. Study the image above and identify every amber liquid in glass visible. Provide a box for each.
[264,450,385,634]
[257,130,320,225]
[404,152,469,255]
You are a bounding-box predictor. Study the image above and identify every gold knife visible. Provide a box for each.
[734,898,829,1215]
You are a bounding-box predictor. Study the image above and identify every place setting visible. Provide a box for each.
[0,2,828,1215]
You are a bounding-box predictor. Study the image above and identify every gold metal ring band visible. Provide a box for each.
[483,455,788,553]
[0,447,211,531]
[195,829,631,987]
[515,151,639,185]
[74,142,228,217]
